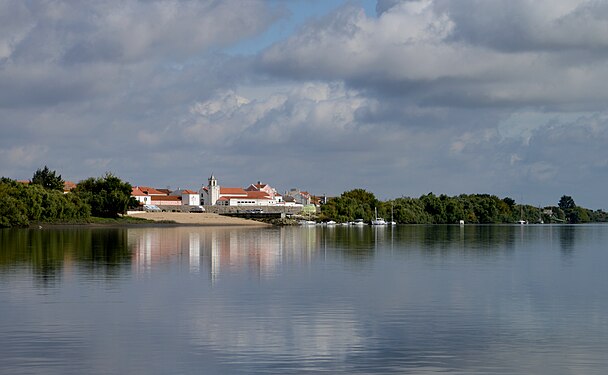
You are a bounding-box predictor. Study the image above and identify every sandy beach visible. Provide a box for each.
[127,211,271,226]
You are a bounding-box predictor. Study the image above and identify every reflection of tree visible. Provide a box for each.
[0,228,132,285]
[557,225,576,257]
[323,227,376,261]
[321,225,518,259]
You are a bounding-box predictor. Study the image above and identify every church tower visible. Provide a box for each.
[208,174,220,206]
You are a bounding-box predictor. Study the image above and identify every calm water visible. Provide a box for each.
[1,224,607,374]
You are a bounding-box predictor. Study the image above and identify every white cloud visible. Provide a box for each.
[259,0,608,110]
[2,0,608,208]
[0,145,48,168]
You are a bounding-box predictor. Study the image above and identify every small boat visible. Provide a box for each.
[371,207,387,225]
[326,220,336,225]
[351,219,366,226]
[299,220,316,226]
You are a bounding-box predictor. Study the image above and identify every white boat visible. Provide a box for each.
[351,219,366,226]
[299,220,316,226]
[389,204,397,225]
[326,220,336,225]
[371,207,387,225]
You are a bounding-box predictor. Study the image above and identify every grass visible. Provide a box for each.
[88,216,155,224]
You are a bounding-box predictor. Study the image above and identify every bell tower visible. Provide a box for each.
[208,174,220,205]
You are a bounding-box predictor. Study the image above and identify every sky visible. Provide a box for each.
[1,0,608,209]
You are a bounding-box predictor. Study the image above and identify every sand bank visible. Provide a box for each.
[127,212,271,226]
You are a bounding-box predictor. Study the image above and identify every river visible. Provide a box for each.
[1,224,607,374]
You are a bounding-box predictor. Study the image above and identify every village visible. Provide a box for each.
[130,174,324,215]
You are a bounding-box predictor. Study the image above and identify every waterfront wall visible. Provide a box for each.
[202,205,305,215]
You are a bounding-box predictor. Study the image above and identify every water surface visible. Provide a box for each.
[1,225,607,374]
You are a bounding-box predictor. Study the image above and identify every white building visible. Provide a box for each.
[171,189,201,206]
[285,188,313,205]
[200,175,284,207]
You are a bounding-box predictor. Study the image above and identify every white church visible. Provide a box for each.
[200,175,293,207]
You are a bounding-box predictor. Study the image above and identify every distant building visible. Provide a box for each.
[285,188,312,205]
[63,181,76,194]
[171,189,201,206]
[131,187,152,205]
[200,175,285,207]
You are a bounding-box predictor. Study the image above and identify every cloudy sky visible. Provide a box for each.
[2,0,608,209]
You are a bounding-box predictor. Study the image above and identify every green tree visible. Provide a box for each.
[558,195,579,223]
[0,179,29,227]
[320,189,379,223]
[558,195,576,211]
[74,173,133,218]
[31,166,64,191]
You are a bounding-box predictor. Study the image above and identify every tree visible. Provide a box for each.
[31,166,64,191]
[558,195,576,210]
[320,189,379,222]
[74,173,133,218]
[558,195,578,223]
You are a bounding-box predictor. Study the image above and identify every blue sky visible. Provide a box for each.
[1,0,608,209]
[227,0,377,55]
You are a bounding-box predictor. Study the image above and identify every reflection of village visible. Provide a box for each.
[128,227,322,280]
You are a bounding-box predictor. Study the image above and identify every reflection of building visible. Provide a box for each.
[128,227,322,280]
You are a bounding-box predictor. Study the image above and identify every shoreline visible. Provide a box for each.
[23,212,272,229]
[125,212,271,227]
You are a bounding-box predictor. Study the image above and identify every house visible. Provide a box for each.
[131,187,152,205]
[63,181,76,194]
[171,189,201,206]
[131,186,171,205]
[245,182,282,201]
[285,188,312,205]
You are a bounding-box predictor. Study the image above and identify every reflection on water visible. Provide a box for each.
[128,227,319,280]
[1,225,608,374]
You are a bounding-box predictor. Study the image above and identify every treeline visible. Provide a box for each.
[0,167,136,228]
[320,189,608,224]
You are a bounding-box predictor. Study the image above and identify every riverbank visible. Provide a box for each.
[126,212,271,226]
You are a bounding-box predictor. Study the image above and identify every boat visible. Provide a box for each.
[517,205,527,224]
[351,219,366,226]
[371,207,387,225]
[299,220,316,226]
[326,220,336,225]
[389,204,397,225]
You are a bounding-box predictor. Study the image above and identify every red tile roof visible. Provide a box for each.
[181,190,198,194]
[131,187,148,196]
[245,191,272,199]
[220,187,247,195]
[63,181,76,191]
[137,186,167,195]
